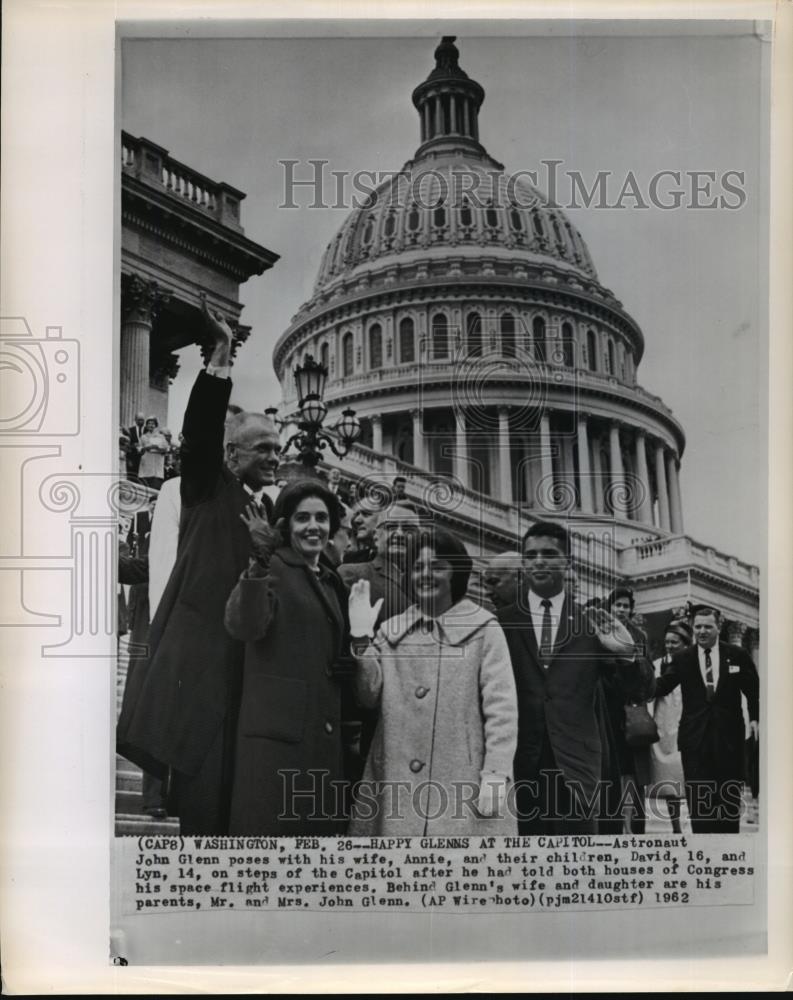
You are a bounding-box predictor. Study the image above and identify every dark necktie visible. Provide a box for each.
[704,648,715,701]
[540,598,553,668]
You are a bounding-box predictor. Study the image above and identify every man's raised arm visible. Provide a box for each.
[179,296,235,507]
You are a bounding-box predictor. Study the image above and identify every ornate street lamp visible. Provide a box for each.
[270,355,362,470]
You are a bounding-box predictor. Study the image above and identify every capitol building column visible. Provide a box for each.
[608,422,627,516]
[667,451,684,533]
[371,413,383,454]
[590,427,604,514]
[454,408,469,488]
[120,274,162,428]
[497,406,512,503]
[576,413,594,513]
[539,409,556,511]
[634,430,653,524]
[654,441,671,531]
[411,408,425,469]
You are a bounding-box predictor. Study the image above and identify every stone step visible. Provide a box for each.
[116,769,143,793]
[115,812,179,837]
[115,787,146,815]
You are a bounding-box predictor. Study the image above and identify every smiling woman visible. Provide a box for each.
[223,479,352,835]
[347,527,519,836]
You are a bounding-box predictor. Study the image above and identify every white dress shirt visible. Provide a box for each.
[148,476,181,615]
[527,589,566,653]
[697,643,720,691]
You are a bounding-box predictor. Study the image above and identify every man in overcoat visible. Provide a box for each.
[497,520,644,834]
[117,298,280,834]
[653,605,759,832]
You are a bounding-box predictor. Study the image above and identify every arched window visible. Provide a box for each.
[399,317,415,364]
[501,313,516,358]
[532,316,547,363]
[460,198,473,228]
[586,329,598,372]
[531,209,545,238]
[485,202,499,228]
[342,332,353,376]
[606,339,615,376]
[407,204,421,231]
[432,313,449,359]
[433,204,446,227]
[383,210,396,237]
[466,312,483,357]
[320,341,329,371]
[510,207,523,231]
[561,322,575,367]
[369,323,383,369]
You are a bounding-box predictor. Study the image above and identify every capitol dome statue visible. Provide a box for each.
[272,36,757,647]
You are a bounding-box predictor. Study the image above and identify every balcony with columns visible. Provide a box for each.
[120,133,278,426]
[620,535,760,632]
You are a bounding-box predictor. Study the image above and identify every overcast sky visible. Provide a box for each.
[122,23,768,565]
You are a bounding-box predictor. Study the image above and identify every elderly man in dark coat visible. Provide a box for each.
[338,502,420,773]
[117,298,280,834]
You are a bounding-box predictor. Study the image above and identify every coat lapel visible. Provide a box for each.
[514,601,545,679]
[686,645,711,699]
[278,547,345,642]
[549,596,575,664]
[714,642,732,696]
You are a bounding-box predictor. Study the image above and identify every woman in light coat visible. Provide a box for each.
[649,618,693,833]
[347,527,518,836]
[137,416,170,490]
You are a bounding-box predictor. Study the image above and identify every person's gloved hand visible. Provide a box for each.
[348,579,384,638]
[239,505,283,566]
[477,773,508,818]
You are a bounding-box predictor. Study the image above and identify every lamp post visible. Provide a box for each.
[269,355,362,471]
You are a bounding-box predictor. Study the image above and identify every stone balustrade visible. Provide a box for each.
[122,132,244,231]
[292,356,681,436]
[621,534,759,590]
[337,441,647,563]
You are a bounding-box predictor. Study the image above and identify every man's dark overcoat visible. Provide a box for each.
[117,371,273,833]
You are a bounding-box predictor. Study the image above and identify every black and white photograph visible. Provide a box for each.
[112,16,770,956]
[2,1,792,992]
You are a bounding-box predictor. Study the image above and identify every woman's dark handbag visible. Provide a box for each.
[624,702,660,748]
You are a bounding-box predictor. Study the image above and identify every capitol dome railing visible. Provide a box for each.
[298,358,681,426]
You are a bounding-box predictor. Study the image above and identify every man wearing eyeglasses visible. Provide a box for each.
[339,502,421,769]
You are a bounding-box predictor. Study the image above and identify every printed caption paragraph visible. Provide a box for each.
[120,835,755,914]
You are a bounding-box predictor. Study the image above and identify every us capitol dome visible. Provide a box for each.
[272,36,758,646]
